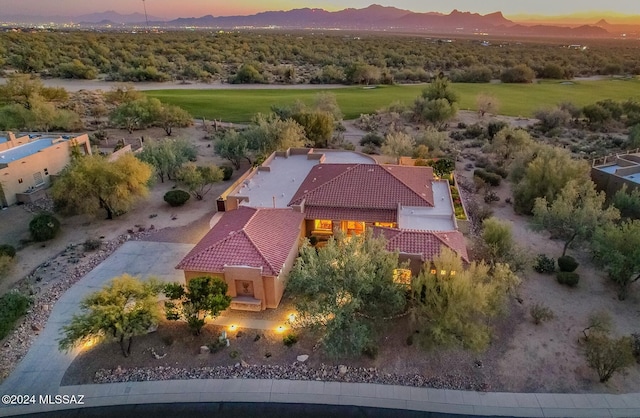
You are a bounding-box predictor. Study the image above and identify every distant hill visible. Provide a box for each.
[1,4,622,38]
[158,4,611,38]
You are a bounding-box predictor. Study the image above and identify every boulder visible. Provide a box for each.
[297,354,309,363]
[199,345,210,354]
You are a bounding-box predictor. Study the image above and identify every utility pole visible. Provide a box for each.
[142,0,149,30]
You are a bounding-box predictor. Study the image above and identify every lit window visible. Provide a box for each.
[314,219,333,231]
[343,220,365,235]
[440,270,447,276]
[450,271,456,276]
[393,269,412,287]
[374,222,396,228]
[430,269,437,275]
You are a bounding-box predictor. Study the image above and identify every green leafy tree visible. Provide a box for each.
[584,332,635,383]
[533,180,620,256]
[592,220,640,299]
[611,184,640,220]
[512,145,591,214]
[109,99,155,133]
[214,130,251,169]
[287,231,406,357]
[291,111,334,148]
[52,153,153,219]
[244,113,307,155]
[381,131,415,162]
[476,217,525,270]
[488,127,533,161]
[164,276,231,335]
[413,76,459,128]
[628,124,640,149]
[410,248,519,351]
[177,163,223,200]
[431,158,455,178]
[231,64,265,84]
[157,104,193,136]
[58,274,162,357]
[136,138,197,182]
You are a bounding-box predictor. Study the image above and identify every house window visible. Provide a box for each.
[374,222,396,228]
[393,269,412,287]
[33,172,44,186]
[342,220,365,235]
[314,219,333,231]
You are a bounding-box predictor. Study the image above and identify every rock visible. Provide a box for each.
[297,355,309,363]
[339,365,348,375]
[199,345,210,354]
[241,360,249,368]
[31,324,40,332]
[146,324,158,333]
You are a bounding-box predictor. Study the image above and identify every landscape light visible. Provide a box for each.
[229,324,237,331]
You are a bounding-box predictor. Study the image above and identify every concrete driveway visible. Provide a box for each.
[0,241,194,396]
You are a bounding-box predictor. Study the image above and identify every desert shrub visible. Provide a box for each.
[163,190,191,207]
[221,166,233,181]
[487,121,508,140]
[558,255,579,272]
[500,64,535,83]
[464,124,485,139]
[0,244,16,258]
[484,164,508,178]
[208,339,227,353]
[362,344,379,359]
[557,271,580,287]
[283,333,298,347]
[484,191,500,203]
[82,239,101,252]
[530,303,555,325]
[473,169,501,187]
[359,133,384,147]
[584,333,635,383]
[361,144,378,154]
[534,254,556,274]
[29,213,61,242]
[631,333,640,363]
[0,291,31,339]
[0,255,15,278]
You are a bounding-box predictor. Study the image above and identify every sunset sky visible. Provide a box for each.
[2,0,639,21]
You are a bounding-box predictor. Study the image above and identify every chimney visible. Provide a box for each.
[8,132,16,142]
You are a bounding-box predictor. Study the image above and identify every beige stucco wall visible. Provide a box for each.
[0,134,91,206]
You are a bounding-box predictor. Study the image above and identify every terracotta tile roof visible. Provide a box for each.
[372,226,469,263]
[176,207,304,276]
[289,164,435,210]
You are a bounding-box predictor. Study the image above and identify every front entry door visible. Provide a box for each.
[236,280,255,297]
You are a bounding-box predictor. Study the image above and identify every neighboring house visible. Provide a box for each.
[0,132,91,206]
[177,148,468,311]
[591,151,640,196]
[176,207,305,311]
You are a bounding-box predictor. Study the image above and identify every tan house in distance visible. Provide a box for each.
[0,132,91,206]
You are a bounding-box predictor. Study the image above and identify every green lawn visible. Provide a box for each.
[145,78,640,123]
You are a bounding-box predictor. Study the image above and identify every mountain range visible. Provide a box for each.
[2,4,637,38]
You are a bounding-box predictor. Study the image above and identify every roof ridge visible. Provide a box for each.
[382,165,434,206]
[176,229,243,269]
[290,163,360,205]
[243,215,280,275]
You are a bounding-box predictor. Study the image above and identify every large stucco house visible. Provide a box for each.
[0,132,91,207]
[177,148,468,311]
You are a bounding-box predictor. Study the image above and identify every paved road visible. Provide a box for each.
[1,241,639,417]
